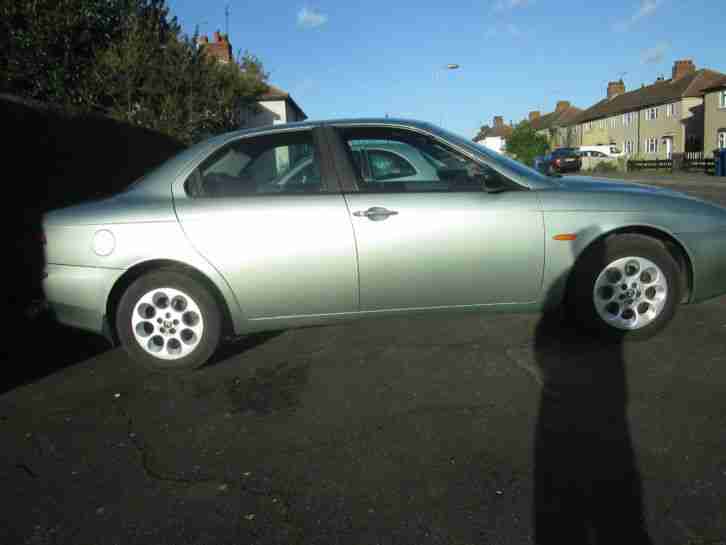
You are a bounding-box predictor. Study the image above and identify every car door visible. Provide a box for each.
[173,127,358,319]
[326,125,545,312]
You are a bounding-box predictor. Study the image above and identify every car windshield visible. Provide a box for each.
[427,125,547,181]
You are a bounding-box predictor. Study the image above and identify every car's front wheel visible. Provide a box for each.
[116,269,222,371]
[567,234,681,340]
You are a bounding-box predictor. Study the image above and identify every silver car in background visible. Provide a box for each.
[42,118,726,371]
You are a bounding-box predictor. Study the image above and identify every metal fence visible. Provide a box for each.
[627,151,715,175]
[627,159,673,171]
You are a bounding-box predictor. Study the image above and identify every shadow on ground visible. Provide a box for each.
[532,246,653,543]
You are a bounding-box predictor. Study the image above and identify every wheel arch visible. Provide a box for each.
[106,259,237,345]
[579,225,693,303]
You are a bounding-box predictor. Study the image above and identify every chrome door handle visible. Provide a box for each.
[353,207,399,220]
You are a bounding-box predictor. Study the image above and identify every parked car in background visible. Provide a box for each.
[578,149,610,158]
[42,118,726,371]
[536,147,582,174]
[578,145,624,158]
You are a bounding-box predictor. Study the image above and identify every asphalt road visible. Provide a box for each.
[2,175,726,545]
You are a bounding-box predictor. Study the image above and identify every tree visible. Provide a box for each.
[88,9,268,143]
[1,0,268,143]
[505,121,550,167]
[0,0,137,106]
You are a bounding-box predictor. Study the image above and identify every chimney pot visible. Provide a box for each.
[555,100,570,112]
[529,111,541,121]
[672,59,696,80]
[493,116,504,128]
[607,79,625,99]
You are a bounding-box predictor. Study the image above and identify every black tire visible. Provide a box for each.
[567,234,681,341]
[116,268,222,371]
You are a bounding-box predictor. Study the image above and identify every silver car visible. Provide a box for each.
[42,118,726,370]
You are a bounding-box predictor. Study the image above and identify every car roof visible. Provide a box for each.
[215,117,436,141]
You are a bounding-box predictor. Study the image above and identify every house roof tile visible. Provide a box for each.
[258,84,307,120]
[529,105,582,131]
[575,69,726,124]
[701,75,726,94]
[474,124,513,141]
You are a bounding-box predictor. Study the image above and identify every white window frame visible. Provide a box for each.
[720,91,726,109]
[666,103,674,118]
[646,137,658,154]
[719,130,726,150]
[645,107,658,121]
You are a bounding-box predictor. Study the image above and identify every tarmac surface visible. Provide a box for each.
[2,173,726,545]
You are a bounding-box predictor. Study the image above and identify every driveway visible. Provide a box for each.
[3,176,726,545]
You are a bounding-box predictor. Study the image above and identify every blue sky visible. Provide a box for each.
[167,0,724,138]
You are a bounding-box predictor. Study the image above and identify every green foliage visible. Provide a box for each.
[1,0,268,143]
[505,121,550,167]
[591,161,618,173]
[0,0,134,106]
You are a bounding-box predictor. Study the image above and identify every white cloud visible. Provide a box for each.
[493,0,533,11]
[641,42,669,64]
[297,6,328,29]
[614,0,663,31]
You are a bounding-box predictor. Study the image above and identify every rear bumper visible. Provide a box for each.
[42,264,124,335]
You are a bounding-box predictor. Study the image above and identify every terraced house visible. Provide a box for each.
[702,77,726,153]
[527,101,582,149]
[572,60,725,158]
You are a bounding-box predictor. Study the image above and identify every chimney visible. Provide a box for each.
[493,116,504,128]
[555,100,570,113]
[672,59,696,80]
[607,79,625,99]
[529,111,541,122]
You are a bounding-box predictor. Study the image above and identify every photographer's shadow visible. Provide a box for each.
[532,261,652,543]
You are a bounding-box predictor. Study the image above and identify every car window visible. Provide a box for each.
[340,128,518,193]
[366,149,417,181]
[188,130,322,197]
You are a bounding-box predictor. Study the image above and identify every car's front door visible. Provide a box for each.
[173,128,358,320]
[328,125,545,311]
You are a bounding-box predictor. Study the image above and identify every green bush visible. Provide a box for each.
[591,161,619,173]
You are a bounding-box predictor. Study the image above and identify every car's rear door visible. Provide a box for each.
[173,127,358,319]
[325,124,545,312]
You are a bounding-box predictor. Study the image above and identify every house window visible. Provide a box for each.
[720,91,726,108]
[623,140,635,154]
[645,107,658,121]
[623,112,636,126]
[719,130,726,150]
[646,137,658,153]
[666,103,674,118]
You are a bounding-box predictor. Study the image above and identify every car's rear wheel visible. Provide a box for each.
[567,234,681,340]
[116,269,221,371]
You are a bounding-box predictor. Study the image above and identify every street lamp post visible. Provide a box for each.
[436,63,460,128]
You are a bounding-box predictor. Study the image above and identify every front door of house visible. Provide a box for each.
[662,137,673,159]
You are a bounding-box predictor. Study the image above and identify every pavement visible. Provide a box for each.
[3,175,726,545]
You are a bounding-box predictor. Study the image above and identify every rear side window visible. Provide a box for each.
[186,130,322,197]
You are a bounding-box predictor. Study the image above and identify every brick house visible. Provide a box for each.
[527,101,582,150]
[702,76,726,154]
[473,116,512,153]
[571,60,725,158]
[197,31,307,129]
